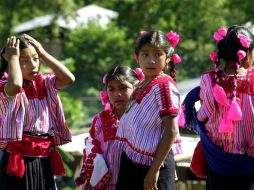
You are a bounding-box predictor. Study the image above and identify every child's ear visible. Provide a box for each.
[166,58,170,64]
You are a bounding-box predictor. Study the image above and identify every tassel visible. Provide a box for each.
[7,152,25,177]
[50,149,65,176]
[227,100,242,121]
[178,111,186,127]
[219,113,233,133]
[190,141,207,178]
[213,84,228,107]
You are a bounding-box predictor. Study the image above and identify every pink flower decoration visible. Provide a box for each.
[104,102,111,110]
[210,52,218,62]
[237,34,251,48]
[99,91,108,105]
[102,74,108,84]
[172,54,182,63]
[135,68,145,81]
[237,50,246,61]
[134,54,138,62]
[166,31,180,47]
[140,31,147,35]
[213,27,227,41]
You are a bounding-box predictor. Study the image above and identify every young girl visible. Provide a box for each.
[197,25,254,190]
[75,65,140,190]
[0,34,75,190]
[115,30,182,190]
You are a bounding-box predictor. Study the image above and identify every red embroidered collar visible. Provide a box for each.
[100,109,119,142]
[133,75,175,103]
[22,74,47,99]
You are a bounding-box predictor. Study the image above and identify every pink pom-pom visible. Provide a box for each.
[166,31,180,47]
[210,52,218,62]
[237,50,246,61]
[213,27,227,41]
[134,68,145,81]
[99,91,108,105]
[237,34,251,48]
[227,100,242,121]
[213,84,228,107]
[172,54,182,63]
[140,31,147,35]
[102,74,108,84]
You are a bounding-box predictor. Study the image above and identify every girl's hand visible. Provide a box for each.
[144,169,159,190]
[23,34,45,56]
[3,36,20,62]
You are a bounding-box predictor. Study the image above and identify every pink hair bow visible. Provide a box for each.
[213,27,227,41]
[166,31,180,47]
[237,50,246,61]
[102,74,108,84]
[237,34,251,48]
[140,31,147,35]
[210,52,218,62]
[172,54,182,63]
[134,68,145,81]
[100,91,111,110]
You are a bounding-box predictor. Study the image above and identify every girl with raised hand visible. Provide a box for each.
[75,65,141,190]
[0,34,75,190]
[115,30,182,190]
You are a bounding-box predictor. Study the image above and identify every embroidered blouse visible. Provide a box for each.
[76,108,121,190]
[198,69,254,156]
[0,73,71,147]
[115,75,181,166]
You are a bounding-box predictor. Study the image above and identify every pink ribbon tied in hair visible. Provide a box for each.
[237,34,251,48]
[210,52,218,62]
[237,50,246,61]
[172,54,182,63]
[100,91,111,110]
[166,31,180,47]
[140,31,147,35]
[134,68,145,81]
[102,74,108,84]
[213,27,227,41]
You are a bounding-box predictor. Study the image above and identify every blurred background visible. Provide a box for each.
[0,0,253,189]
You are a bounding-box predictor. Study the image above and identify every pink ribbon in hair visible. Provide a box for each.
[213,27,227,41]
[140,31,147,35]
[237,34,251,48]
[237,50,246,61]
[102,74,108,84]
[166,31,180,47]
[134,68,145,81]
[172,54,182,63]
[100,91,111,110]
[210,52,218,62]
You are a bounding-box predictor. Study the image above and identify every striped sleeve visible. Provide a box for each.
[155,79,180,118]
[43,73,71,145]
[197,73,214,121]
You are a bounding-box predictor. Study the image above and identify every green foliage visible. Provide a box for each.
[63,22,134,97]
[59,91,88,129]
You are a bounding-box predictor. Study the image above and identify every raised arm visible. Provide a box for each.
[3,36,23,96]
[24,34,75,89]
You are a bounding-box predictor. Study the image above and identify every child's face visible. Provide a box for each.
[19,46,40,80]
[107,80,134,111]
[138,44,168,80]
